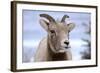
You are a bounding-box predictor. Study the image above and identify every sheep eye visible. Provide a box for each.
[50,30,55,33]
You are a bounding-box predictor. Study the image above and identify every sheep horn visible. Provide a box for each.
[40,14,56,23]
[61,15,69,22]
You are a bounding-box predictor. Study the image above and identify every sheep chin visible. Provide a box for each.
[58,48,66,53]
[58,50,65,53]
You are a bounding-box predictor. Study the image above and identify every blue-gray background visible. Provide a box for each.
[22,10,91,63]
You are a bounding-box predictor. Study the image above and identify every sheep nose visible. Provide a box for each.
[64,41,69,45]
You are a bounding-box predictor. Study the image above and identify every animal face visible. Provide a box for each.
[39,14,75,53]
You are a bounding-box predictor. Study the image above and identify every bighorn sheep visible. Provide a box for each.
[34,14,75,62]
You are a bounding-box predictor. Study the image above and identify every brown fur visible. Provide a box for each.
[34,14,75,62]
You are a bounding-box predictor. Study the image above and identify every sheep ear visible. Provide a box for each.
[39,19,49,32]
[67,23,75,32]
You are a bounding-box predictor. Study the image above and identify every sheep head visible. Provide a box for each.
[39,14,75,54]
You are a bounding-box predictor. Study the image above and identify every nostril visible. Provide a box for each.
[64,41,69,45]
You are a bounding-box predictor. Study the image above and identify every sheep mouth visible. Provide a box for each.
[57,48,67,53]
[54,46,71,53]
[65,46,70,49]
[57,46,71,53]
[60,46,70,49]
